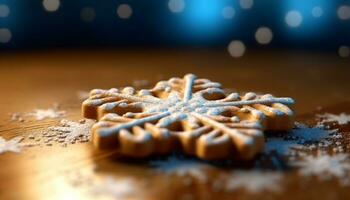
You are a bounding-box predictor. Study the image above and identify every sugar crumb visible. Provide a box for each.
[317,113,350,125]
[0,136,24,154]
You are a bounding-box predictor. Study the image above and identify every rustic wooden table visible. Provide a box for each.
[0,49,349,200]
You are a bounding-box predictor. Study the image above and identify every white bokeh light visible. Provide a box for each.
[117,4,133,19]
[80,7,96,22]
[168,0,185,13]
[338,46,350,58]
[42,0,60,12]
[239,0,254,10]
[0,5,10,18]
[285,10,303,28]
[311,6,323,18]
[255,27,273,45]
[228,40,246,58]
[0,28,12,43]
[222,6,235,19]
[337,5,350,20]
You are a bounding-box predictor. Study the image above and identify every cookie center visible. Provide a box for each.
[144,92,223,117]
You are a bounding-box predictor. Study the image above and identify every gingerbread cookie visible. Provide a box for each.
[83,74,294,160]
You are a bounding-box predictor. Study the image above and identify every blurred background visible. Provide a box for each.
[0,0,349,58]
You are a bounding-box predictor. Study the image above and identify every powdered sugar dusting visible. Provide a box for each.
[10,113,24,122]
[63,166,143,199]
[91,177,141,200]
[0,136,24,154]
[142,91,293,126]
[265,138,303,155]
[26,108,66,121]
[224,171,283,193]
[317,113,350,125]
[88,74,294,146]
[291,126,331,141]
[150,156,210,183]
[265,124,333,155]
[290,154,350,185]
[10,104,66,122]
[22,119,95,147]
[47,119,94,145]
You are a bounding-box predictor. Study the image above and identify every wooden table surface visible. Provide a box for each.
[0,49,350,200]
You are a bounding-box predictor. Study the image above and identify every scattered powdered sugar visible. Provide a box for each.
[10,113,24,122]
[45,119,94,146]
[265,124,334,155]
[90,177,141,200]
[265,138,304,156]
[224,170,283,193]
[10,104,65,122]
[64,166,142,200]
[26,108,66,121]
[149,156,211,184]
[290,153,350,185]
[291,126,331,141]
[0,136,24,154]
[317,113,350,125]
[22,119,95,147]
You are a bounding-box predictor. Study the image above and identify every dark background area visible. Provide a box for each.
[0,0,349,51]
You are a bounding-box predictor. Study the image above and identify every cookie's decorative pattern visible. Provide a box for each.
[83,74,294,160]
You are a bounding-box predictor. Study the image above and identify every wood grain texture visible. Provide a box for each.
[0,49,350,200]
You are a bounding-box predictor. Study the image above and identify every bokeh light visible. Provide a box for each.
[311,6,323,18]
[338,46,350,58]
[0,4,10,18]
[255,27,273,45]
[337,5,350,20]
[222,6,235,19]
[80,7,96,23]
[0,28,12,43]
[281,0,334,40]
[168,0,185,13]
[285,10,303,28]
[42,0,60,12]
[0,0,347,56]
[239,0,254,10]
[228,40,246,58]
[117,4,133,19]
[180,0,226,37]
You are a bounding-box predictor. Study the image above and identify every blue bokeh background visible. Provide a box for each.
[0,0,349,50]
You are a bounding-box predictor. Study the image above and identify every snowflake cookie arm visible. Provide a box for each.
[240,93,294,131]
[92,112,176,157]
[82,87,159,120]
[190,113,264,160]
[151,74,223,100]
[204,92,295,131]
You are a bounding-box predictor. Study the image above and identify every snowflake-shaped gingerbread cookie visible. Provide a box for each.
[82,74,294,160]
